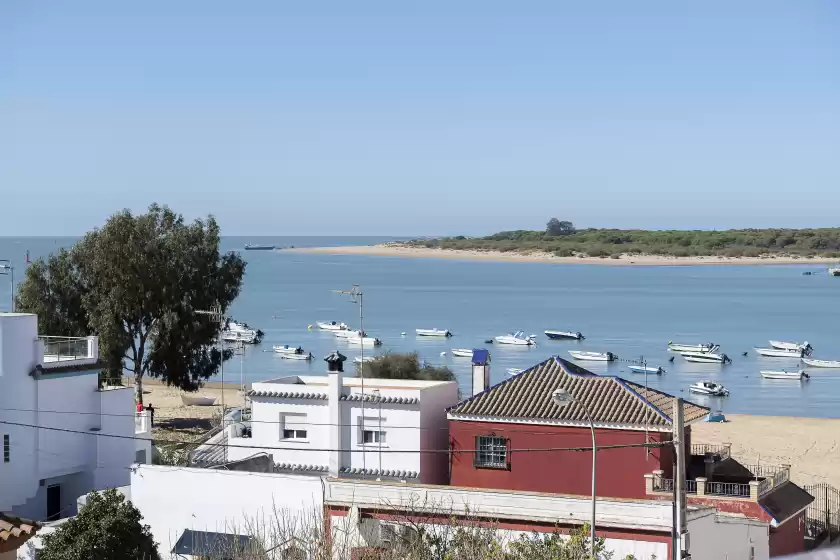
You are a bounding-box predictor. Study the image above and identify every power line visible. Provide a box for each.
[0,419,669,455]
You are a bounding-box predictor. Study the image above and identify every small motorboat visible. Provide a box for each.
[244,244,275,250]
[681,351,732,364]
[334,329,363,339]
[668,342,719,354]
[545,330,585,340]
[769,340,813,355]
[221,330,258,344]
[354,356,375,364]
[272,345,303,355]
[181,394,217,406]
[317,321,350,331]
[416,328,453,337]
[568,351,616,362]
[507,368,524,376]
[830,267,840,276]
[280,352,313,361]
[761,370,809,380]
[628,365,664,375]
[495,331,537,346]
[451,349,474,358]
[802,358,840,368]
[689,381,730,396]
[754,347,806,358]
[347,336,383,347]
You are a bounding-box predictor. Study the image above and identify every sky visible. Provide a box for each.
[1,1,839,236]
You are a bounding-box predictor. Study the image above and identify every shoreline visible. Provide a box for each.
[282,245,837,267]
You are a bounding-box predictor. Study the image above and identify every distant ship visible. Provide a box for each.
[244,244,276,251]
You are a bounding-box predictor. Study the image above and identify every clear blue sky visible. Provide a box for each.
[2,1,838,236]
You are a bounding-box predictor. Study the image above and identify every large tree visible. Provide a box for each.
[16,204,245,403]
[546,218,576,236]
[36,488,160,560]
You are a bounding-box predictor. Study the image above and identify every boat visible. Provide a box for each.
[495,331,537,346]
[280,353,313,361]
[221,330,258,344]
[272,345,303,355]
[244,244,276,250]
[317,321,350,332]
[451,349,474,358]
[416,328,453,337]
[668,342,719,353]
[568,351,616,362]
[681,351,732,364]
[181,394,217,406]
[829,267,840,277]
[769,340,813,355]
[507,368,524,376]
[347,335,383,347]
[628,365,664,375]
[802,358,840,368]
[754,347,806,358]
[334,329,363,339]
[226,319,254,333]
[761,370,809,380]
[545,330,585,340]
[354,356,375,364]
[688,381,730,397]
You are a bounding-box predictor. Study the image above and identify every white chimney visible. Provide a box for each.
[471,349,490,397]
[327,356,343,478]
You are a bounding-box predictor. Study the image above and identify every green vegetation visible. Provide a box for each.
[16,204,246,403]
[358,351,456,382]
[407,219,840,259]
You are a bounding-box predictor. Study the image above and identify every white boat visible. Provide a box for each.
[416,328,453,337]
[769,340,813,355]
[568,351,616,362]
[317,321,349,331]
[829,267,840,277]
[689,381,730,397]
[507,368,524,376]
[280,352,313,361]
[628,365,664,375]
[545,330,585,340]
[668,342,719,354]
[347,336,383,347]
[681,351,732,364]
[226,319,253,333]
[761,370,809,380]
[353,356,375,364]
[181,394,217,406]
[451,349,474,358]
[272,345,303,355]
[754,347,806,358]
[495,331,537,346]
[221,330,258,344]
[334,329,362,339]
[802,358,840,368]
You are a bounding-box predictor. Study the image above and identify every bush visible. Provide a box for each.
[359,352,455,382]
[609,253,621,259]
[554,248,575,257]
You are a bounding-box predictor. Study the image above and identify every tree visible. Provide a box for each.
[37,488,160,560]
[546,218,576,237]
[359,352,455,382]
[16,204,245,403]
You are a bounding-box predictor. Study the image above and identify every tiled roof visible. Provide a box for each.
[340,394,419,404]
[340,467,419,479]
[191,432,228,466]
[274,463,329,473]
[247,390,328,399]
[1,513,39,546]
[447,357,709,427]
[759,482,815,525]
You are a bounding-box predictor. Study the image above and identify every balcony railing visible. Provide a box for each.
[706,481,751,498]
[690,443,731,461]
[40,336,92,362]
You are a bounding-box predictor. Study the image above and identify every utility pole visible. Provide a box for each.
[0,260,14,312]
[673,398,689,559]
[642,355,650,460]
[196,304,225,418]
[333,284,365,477]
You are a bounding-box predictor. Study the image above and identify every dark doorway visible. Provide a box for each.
[46,484,61,521]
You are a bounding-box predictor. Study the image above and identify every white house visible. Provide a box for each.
[221,364,459,484]
[0,312,150,524]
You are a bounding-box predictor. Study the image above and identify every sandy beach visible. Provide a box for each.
[283,245,837,267]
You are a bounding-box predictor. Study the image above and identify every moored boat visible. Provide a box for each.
[495,331,537,346]
[681,351,731,364]
[628,365,664,375]
[317,321,350,332]
[769,340,813,355]
[280,352,313,361]
[451,349,474,358]
[689,381,730,396]
[181,394,217,406]
[668,342,719,354]
[347,335,383,347]
[761,370,809,380]
[802,358,840,368]
[334,329,362,339]
[829,266,840,277]
[221,330,258,344]
[545,330,585,340]
[354,356,375,364]
[244,244,276,250]
[754,347,806,358]
[272,345,303,355]
[568,350,616,362]
[507,368,524,376]
[416,328,453,337]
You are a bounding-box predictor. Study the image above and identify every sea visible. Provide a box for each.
[2,236,839,419]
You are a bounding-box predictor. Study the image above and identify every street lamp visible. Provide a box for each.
[552,388,597,560]
[0,260,14,312]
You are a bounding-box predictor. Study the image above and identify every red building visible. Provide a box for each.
[447,356,814,557]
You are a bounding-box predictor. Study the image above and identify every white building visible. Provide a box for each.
[222,365,459,484]
[0,312,150,523]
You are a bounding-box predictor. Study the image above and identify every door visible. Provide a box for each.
[47,484,61,521]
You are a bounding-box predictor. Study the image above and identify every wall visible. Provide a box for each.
[419,382,460,485]
[449,420,669,498]
[93,386,135,490]
[770,512,806,558]
[130,465,324,556]
[687,510,770,560]
[12,471,91,521]
[342,400,421,475]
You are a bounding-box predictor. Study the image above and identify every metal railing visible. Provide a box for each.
[690,443,731,460]
[40,336,91,361]
[685,480,697,494]
[706,481,751,498]
[654,478,675,492]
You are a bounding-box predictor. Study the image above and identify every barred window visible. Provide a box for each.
[475,435,508,469]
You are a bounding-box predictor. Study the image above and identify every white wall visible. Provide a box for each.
[93,386,135,489]
[130,464,324,558]
[687,510,770,560]
[419,381,460,484]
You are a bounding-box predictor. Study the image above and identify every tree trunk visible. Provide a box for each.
[134,368,144,406]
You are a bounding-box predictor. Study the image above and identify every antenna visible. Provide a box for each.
[333,284,366,477]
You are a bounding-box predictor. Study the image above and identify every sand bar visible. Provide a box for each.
[283,245,837,267]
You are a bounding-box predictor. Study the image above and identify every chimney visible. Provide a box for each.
[471,349,490,397]
[324,351,346,477]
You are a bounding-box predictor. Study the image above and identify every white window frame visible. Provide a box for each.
[358,416,387,447]
[280,413,308,442]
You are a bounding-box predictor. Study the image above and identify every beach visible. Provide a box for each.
[283,245,837,266]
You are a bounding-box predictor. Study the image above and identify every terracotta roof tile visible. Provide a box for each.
[0,512,39,544]
[447,357,709,427]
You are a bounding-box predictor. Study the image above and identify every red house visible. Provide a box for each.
[447,356,814,557]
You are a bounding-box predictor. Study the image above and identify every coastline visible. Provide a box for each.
[283,245,837,267]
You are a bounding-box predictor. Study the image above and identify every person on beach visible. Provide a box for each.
[136,401,143,413]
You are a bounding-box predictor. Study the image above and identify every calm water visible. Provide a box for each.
[2,236,839,418]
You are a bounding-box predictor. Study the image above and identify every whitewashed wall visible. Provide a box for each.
[687,509,769,560]
[93,386,135,490]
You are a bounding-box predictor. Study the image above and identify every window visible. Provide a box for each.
[359,416,386,446]
[3,434,8,462]
[280,413,308,441]
[475,435,508,469]
[363,430,386,444]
